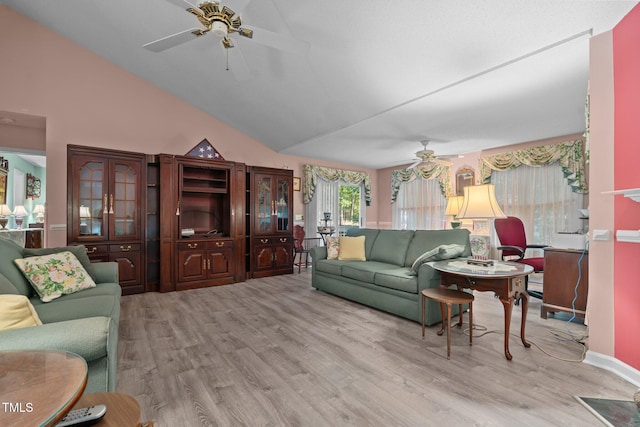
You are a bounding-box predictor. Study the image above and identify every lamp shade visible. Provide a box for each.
[0,204,11,216]
[79,205,92,218]
[33,204,45,214]
[456,184,506,219]
[444,196,464,216]
[12,205,28,217]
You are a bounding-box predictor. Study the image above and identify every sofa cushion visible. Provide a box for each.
[369,229,414,266]
[24,245,97,281]
[0,239,32,297]
[0,294,43,331]
[405,229,471,267]
[341,261,397,283]
[338,236,366,261]
[345,228,380,260]
[14,251,96,302]
[31,293,120,324]
[314,259,350,276]
[0,272,20,295]
[373,268,418,293]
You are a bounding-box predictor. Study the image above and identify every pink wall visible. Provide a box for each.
[612,4,640,368]
[0,6,377,246]
[587,32,616,358]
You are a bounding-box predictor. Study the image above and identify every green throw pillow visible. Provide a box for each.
[14,251,96,303]
[410,244,466,275]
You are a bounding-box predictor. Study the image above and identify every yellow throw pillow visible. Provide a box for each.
[0,294,43,331]
[338,236,366,261]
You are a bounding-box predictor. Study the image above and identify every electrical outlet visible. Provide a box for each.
[295,214,304,221]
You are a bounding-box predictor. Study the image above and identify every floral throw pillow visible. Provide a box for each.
[14,251,96,302]
[326,237,340,260]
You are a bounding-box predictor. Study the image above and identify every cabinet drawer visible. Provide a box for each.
[178,241,205,251]
[254,236,290,245]
[109,243,141,253]
[208,239,233,249]
[85,245,109,256]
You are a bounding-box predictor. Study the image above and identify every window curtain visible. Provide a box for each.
[390,165,452,230]
[302,165,371,205]
[479,139,588,194]
[492,163,585,249]
[303,165,367,236]
[392,177,447,230]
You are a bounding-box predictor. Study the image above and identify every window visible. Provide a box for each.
[305,179,365,235]
[338,184,360,227]
[392,177,446,230]
[492,163,584,246]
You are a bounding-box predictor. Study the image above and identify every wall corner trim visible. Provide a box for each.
[584,350,640,388]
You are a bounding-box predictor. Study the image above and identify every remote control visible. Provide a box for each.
[56,404,107,427]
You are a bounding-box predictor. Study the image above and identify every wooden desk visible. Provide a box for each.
[432,260,533,360]
[0,350,87,426]
[541,247,589,319]
[72,392,152,427]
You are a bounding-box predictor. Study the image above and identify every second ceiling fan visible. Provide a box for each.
[408,140,459,169]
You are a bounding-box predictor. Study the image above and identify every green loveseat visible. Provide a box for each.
[310,228,472,325]
[0,238,121,393]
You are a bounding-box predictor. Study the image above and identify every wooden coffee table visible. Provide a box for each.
[432,259,533,360]
[0,350,87,426]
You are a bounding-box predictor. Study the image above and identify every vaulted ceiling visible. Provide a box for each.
[1,0,636,169]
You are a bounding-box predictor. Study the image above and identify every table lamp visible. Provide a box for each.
[13,205,28,229]
[456,184,506,261]
[33,204,45,223]
[79,205,92,227]
[0,204,11,229]
[444,195,464,229]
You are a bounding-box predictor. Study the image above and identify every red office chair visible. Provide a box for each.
[494,216,548,299]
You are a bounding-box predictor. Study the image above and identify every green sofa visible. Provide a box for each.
[0,238,121,393]
[310,228,472,325]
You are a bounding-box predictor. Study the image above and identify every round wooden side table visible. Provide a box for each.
[72,392,153,426]
[0,350,87,426]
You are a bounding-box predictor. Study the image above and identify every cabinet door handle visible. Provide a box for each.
[207,259,211,270]
[261,239,269,244]
[280,238,287,243]
[120,245,131,252]
[188,243,198,249]
[109,194,115,215]
[203,259,207,271]
[103,194,108,214]
[216,242,224,247]
[87,247,97,254]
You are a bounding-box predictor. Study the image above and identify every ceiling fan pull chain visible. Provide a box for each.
[226,48,230,71]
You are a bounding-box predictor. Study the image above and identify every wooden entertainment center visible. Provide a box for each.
[67,145,293,294]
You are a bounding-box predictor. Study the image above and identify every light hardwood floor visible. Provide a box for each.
[117,270,635,426]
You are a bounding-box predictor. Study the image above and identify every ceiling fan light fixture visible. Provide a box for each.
[211,20,228,37]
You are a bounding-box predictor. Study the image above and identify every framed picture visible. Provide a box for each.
[26,173,41,199]
[455,167,475,196]
[293,177,301,191]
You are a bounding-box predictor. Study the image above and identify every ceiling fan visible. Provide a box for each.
[143,0,308,55]
[407,140,458,169]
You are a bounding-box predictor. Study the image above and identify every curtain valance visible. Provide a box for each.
[390,164,452,203]
[303,164,372,205]
[479,139,588,194]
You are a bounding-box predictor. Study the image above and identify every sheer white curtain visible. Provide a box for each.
[492,163,584,248]
[392,177,447,230]
[305,178,365,236]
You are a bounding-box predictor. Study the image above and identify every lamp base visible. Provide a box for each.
[469,234,491,260]
[15,217,24,230]
[450,221,462,229]
[0,217,7,230]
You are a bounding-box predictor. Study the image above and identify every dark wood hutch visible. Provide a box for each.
[67,145,294,294]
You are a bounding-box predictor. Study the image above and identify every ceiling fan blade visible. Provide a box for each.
[143,28,204,52]
[163,0,199,10]
[250,27,309,55]
[408,159,423,169]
